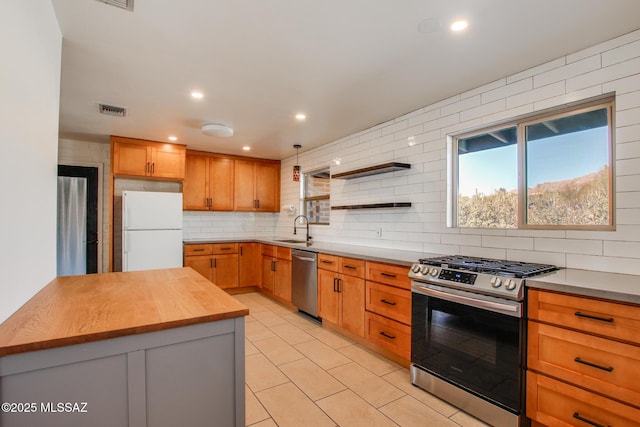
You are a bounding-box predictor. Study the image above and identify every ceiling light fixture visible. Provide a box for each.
[201,123,234,137]
[450,19,468,32]
[295,113,306,121]
[191,91,204,99]
[242,146,251,151]
[293,144,302,182]
[168,136,178,142]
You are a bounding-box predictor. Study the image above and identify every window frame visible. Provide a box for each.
[302,167,330,225]
[450,96,615,231]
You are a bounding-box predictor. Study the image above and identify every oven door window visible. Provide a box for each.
[412,292,522,412]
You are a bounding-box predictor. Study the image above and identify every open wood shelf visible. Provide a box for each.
[331,162,410,179]
[331,202,412,210]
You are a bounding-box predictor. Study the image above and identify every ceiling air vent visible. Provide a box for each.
[98,103,127,117]
[97,0,134,12]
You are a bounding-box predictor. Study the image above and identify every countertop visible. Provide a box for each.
[0,267,249,357]
[526,268,640,305]
[185,237,433,266]
[186,238,640,305]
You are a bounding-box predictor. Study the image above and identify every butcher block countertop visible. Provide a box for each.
[0,267,249,357]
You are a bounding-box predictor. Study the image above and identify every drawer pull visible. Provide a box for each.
[380,272,397,278]
[572,412,608,427]
[380,299,396,306]
[220,247,232,250]
[321,260,334,264]
[379,331,396,340]
[574,312,614,323]
[192,248,205,252]
[343,265,356,270]
[574,357,614,373]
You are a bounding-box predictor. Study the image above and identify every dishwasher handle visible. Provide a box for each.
[293,255,316,262]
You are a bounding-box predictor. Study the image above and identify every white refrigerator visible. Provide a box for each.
[122,191,183,272]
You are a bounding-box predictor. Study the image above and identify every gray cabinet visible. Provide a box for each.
[0,318,245,427]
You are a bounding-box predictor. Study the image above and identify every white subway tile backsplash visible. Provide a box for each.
[602,39,640,67]
[534,55,601,88]
[534,238,602,255]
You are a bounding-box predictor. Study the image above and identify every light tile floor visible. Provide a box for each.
[235,292,491,427]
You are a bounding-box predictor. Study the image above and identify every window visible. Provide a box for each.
[303,168,330,224]
[452,97,614,230]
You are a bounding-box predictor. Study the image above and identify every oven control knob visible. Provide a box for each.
[430,267,439,277]
[411,264,421,273]
[491,277,502,288]
[506,279,517,291]
[421,265,430,275]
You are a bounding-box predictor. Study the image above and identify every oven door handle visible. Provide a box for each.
[413,284,522,317]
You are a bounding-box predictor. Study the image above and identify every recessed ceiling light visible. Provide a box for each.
[201,123,234,137]
[450,19,468,32]
[295,113,306,121]
[168,135,178,142]
[191,91,204,99]
[242,146,251,151]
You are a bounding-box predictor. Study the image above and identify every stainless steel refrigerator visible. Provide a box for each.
[122,191,183,272]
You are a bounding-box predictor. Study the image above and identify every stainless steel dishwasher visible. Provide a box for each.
[291,248,319,318]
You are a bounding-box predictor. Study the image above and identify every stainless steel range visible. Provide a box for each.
[409,255,556,427]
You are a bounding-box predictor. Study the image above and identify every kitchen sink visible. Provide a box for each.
[274,239,308,244]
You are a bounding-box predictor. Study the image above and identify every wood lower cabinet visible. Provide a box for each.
[239,242,261,287]
[183,152,234,211]
[527,289,640,426]
[234,160,280,212]
[111,136,185,180]
[364,261,411,360]
[318,254,365,337]
[261,245,292,303]
[184,243,239,289]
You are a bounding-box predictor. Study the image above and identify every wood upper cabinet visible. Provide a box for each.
[234,160,280,212]
[111,136,185,180]
[183,152,234,211]
[527,289,640,427]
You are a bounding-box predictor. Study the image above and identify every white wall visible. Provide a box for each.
[0,2,62,323]
[274,29,640,276]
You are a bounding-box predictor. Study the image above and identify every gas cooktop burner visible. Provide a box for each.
[418,255,557,278]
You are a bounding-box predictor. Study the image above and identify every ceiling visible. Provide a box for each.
[51,0,640,160]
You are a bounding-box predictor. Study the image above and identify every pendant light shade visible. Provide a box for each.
[293,144,301,182]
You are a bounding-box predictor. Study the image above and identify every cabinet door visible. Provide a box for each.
[212,254,239,289]
[340,275,365,337]
[209,157,234,211]
[239,243,261,287]
[318,269,339,324]
[183,154,209,210]
[184,255,212,282]
[113,141,150,177]
[274,259,292,303]
[234,160,257,211]
[261,255,275,293]
[254,162,280,212]
[150,143,185,179]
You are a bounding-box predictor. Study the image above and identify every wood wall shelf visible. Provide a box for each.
[331,202,412,210]
[331,162,410,179]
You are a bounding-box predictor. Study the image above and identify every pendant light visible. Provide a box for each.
[293,144,301,182]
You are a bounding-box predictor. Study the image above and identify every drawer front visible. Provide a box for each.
[526,371,640,427]
[528,289,640,346]
[318,253,339,272]
[276,246,291,260]
[261,244,276,257]
[528,321,640,406]
[364,311,410,360]
[366,261,410,290]
[212,243,238,255]
[339,257,365,278]
[184,244,213,256]
[365,282,411,325]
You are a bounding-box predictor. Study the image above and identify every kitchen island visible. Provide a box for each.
[0,267,249,427]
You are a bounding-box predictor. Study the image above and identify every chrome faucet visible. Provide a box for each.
[293,215,311,242]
